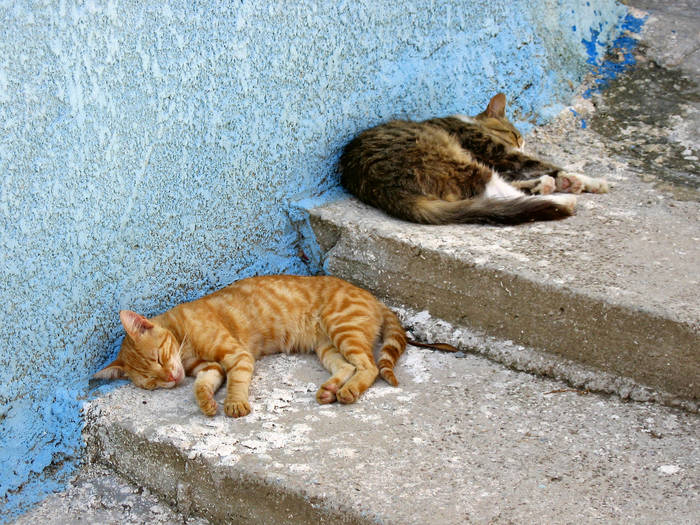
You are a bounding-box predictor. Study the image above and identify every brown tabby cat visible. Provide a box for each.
[94,275,418,418]
[340,93,608,224]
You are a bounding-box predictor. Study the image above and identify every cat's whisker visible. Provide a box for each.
[178,332,189,357]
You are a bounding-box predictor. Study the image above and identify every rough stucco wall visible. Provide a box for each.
[0,0,627,518]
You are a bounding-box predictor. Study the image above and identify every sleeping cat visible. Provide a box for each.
[340,93,608,225]
[94,275,445,417]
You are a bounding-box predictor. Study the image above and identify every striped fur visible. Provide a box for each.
[94,275,410,417]
[340,93,608,225]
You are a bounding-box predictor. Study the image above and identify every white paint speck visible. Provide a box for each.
[402,351,431,383]
[657,465,681,475]
[329,448,356,458]
[241,439,266,451]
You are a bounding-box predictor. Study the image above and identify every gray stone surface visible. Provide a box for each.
[10,463,208,525]
[623,0,700,78]
[596,2,700,198]
[81,343,699,525]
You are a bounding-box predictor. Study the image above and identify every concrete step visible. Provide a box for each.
[81,327,699,524]
[10,463,208,525]
[308,98,699,411]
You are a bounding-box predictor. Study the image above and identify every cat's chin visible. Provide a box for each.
[162,378,183,389]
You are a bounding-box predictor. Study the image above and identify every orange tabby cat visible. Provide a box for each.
[94,275,409,417]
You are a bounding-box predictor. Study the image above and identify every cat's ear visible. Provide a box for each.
[119,310,154,340]
[93,358,126,380]
[485,93,507,118]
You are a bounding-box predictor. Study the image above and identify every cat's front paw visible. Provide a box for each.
[195,387,218,417]
[224,399,251,418]
[586,178,610,193]
[532,175,556,195]
[558,172,610,194]
[556,172,584,194]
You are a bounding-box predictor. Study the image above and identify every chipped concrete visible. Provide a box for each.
[591,1,700,199]
[10,463,207,525]
[81,345,699,524]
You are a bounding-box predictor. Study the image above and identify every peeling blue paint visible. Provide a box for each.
[569,108,587,129]
[583,12,648,98]
[0,0,628,520]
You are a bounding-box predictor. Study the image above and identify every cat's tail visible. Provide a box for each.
[411,194,576,225]
[377,305,408,387]
[377,305,461,386]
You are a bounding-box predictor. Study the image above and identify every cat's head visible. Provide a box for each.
[93,310,186,389]
[474,93,524,149]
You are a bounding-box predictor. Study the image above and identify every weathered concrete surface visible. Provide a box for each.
[308,3,700,405]
[622,0,700,77]
[595,2,700,199]
[10,463,207,525]
[81,339,698,525]
[394,307,697,412]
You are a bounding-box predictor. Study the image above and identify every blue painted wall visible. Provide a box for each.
[0,0,628,519]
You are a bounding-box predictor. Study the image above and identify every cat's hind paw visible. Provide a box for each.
[224,399,251,418]
[195,386,218,417]
[316,381,338,404]
[531,175,556,195]
[544,194,577,215]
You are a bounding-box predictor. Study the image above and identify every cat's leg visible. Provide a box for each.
[314,339,356,404]
[496,151,608,195]
[218,346,255,417]
[191,362,225,416]
[324,325,379,405]
[485,150,561,188]
[510,176,556,195]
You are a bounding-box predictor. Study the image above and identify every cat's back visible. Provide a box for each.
[340,118,468,193]
[214,275,379,314]
[341,118,452,160]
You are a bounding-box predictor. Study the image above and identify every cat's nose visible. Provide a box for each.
[169,370,185,384]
